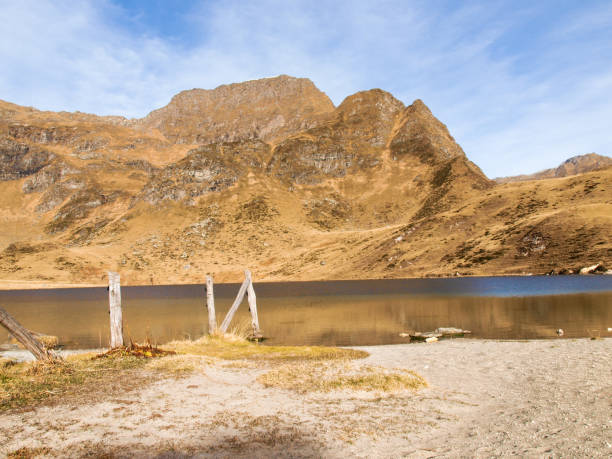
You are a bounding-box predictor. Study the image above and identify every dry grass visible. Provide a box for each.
[164,333,369,362]
[0,353,147,411]
[6,447,52,459]
[258,362,427,394]
[146,354,211,375]
[1,334,369,411]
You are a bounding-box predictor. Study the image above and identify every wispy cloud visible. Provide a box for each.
[0,0,610,177]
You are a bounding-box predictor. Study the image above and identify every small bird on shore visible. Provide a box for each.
[556,329,564,336]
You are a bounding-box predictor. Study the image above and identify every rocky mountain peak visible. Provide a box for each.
[555,153,612,177]
[389,98,468,164]
[336,89,405,121]
[137,75,335,145]
[496,152,612,183]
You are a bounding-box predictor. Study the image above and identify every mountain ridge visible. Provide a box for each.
[496,153,612,183]
[0,75,610,286]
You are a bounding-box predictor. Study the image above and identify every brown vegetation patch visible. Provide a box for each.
[0,354,149,412]
[235,195,278,222]
[304,194,352,229]
[95,342,176,359]
[258,362,426,393]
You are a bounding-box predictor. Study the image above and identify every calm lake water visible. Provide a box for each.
[1,276,611,349]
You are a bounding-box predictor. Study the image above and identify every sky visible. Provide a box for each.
[0,0,610,178]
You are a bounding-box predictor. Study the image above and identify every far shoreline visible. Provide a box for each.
[1,272,611,291]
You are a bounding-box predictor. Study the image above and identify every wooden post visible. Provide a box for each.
[108,271,124,348]
[0,306,57,361]
[247,273,261,337]
[219,270,251,333]
[206,275,217,334]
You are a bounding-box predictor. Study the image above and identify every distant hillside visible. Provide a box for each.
[495,153,612,183]
[0,75,610,287]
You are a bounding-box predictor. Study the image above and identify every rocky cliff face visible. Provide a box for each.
[138,75,335,145]
[0,76,609,286]
[139,140,270,205]
[0,138,55,180]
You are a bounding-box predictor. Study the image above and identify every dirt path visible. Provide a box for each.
[1,339,611,458]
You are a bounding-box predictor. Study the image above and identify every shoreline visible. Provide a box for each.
[1,272,611,291]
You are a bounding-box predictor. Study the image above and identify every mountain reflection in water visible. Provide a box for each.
[1,276,611,349]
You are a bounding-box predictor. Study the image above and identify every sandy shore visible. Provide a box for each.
[1,338,611,458]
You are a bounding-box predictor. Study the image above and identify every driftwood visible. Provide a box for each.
[219,270,252,333]
[406,327,472,341]
[108,271,124,348]
[0,306,59,361]
[435,327,471,336]
[206,275,217,334]
[9,331,59,349]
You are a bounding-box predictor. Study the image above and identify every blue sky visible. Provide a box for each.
[0,0,610,177]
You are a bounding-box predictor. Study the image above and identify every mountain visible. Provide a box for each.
[0,76,610,287]
[137,75,335,145]
[496,153,612,183]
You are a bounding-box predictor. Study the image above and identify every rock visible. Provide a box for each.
[410,332,443,341]
[605,270,612,275]
[425,337,438,343]
[398,332,410,338]
[579,263,604,274]
[138,75,335,145]
[556,329,564,336]
[0,138,55,181]
[320,261,326,266]
[137,140,269,205]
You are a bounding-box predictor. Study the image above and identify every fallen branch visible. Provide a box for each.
[0,306,60,361]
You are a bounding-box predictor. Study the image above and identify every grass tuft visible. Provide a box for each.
[164,334,369,362]
[146,354,210,375]
[258,362,427,393]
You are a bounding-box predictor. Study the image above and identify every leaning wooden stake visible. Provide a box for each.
[247,276,261,337]
[108,271,124,348]
[0,306,57,361]
[219,270,251,333]
[206,275,217,334]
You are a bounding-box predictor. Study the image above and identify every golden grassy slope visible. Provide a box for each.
[0,77,610,287]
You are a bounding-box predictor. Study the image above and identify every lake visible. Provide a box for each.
[1,276,611,350]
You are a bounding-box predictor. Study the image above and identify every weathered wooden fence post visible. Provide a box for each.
[206,275,217,334]
[246,272,261,337]
[219,270,251,333]
[0,306,57,361]
[108,271,124,348]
